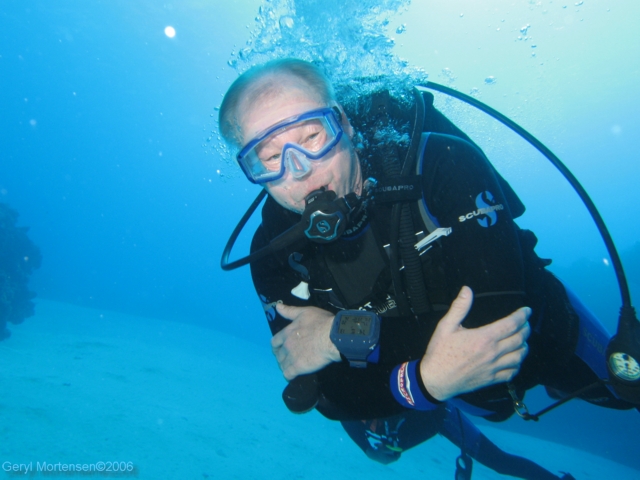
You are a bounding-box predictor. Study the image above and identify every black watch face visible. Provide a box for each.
[338,315,372,336]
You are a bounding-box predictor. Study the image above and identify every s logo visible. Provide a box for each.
[458,191,504,226]
[475,191,498,227]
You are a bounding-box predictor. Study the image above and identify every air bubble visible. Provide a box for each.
[440,68,456,82]
[279,15,294,29]
[484,76,497,85]
[226,0,429,92]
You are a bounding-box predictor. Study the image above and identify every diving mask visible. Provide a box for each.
[237,107,344,184]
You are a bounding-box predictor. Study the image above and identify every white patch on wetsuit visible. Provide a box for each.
[291,281,310,300]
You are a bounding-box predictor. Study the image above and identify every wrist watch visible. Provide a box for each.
[330,310,381,368]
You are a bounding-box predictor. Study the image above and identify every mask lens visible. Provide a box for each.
[237,108,343,184]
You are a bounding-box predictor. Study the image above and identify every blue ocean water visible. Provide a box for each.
[1,0,639,477]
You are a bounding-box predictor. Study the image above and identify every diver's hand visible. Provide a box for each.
[271,304,341,381]
[419,286,531,401]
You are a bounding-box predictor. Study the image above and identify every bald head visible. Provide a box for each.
[219,59,336,148]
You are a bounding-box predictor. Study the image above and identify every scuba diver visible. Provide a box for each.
[218,58,639,478]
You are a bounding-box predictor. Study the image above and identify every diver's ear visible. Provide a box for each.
[331,102,355,138]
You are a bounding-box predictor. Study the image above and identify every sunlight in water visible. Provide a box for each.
[164,25,176,38]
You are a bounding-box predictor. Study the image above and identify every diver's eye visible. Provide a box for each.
[261,152,282,169]
[307,132,319,141]
[302,130,327,152]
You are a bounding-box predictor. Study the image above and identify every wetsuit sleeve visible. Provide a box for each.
[249,223,310,336]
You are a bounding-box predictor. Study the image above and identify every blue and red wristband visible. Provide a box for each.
[390,359,443,410]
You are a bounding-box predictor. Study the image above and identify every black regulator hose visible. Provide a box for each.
[383,145,413,316]
[221,188,357,271]
[220,189,270,271]
[379,85,432,317]
[399,87,431,315]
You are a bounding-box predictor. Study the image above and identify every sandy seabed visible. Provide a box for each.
[1,300,638,480]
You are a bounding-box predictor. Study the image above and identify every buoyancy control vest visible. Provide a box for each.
[339,85,530,318]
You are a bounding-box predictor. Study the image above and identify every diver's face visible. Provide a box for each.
[238,79,362,213]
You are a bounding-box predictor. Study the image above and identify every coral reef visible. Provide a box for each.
[0,203,42,340]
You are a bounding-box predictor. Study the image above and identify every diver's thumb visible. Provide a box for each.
[276,303,300,321]
[441,286,473,331]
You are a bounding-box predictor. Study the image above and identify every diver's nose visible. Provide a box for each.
[286,149,313,180]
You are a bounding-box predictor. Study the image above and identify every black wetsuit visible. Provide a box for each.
[250,128,632,422]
